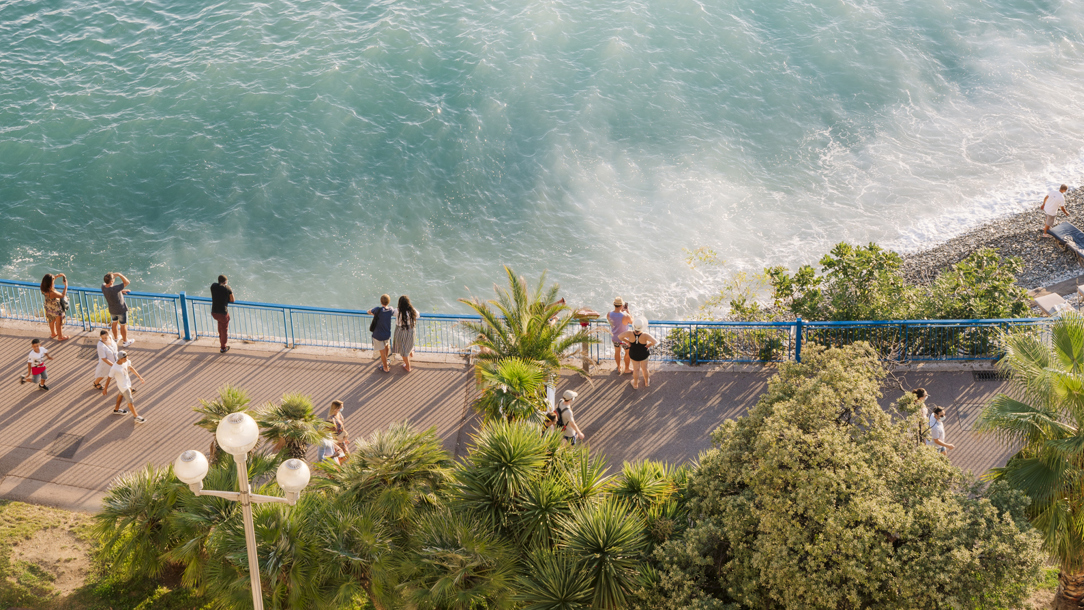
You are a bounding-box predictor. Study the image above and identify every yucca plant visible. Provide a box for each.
[473,357,548,423]
[514,477,573,550]
[513,549,593,610]
[318,422,452,531]
[394,509,518,610]
[610,460,675,516]
[255,393,330,460]
[460,266,596,379]
[978,312,1084,609]
[561,498,646,610]
[455,420,556,531]
[94,464,183,579]
[555,446,613,507]
[193,385,252,462]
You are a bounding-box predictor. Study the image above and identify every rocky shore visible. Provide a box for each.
[899,186,1084,292]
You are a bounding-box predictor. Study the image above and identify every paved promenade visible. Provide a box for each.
[0,322,1018,512]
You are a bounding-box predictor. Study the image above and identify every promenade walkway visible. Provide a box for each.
[0,322,1018,512]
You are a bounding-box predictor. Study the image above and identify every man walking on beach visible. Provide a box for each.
[210,275,234,353]
[1041,184,1070,236]
[101,351,146,424]
[102,272,134,346]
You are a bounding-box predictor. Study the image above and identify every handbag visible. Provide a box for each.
[60,296,70,313]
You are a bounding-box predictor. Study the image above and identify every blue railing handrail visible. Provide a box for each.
[0,276,1053,364]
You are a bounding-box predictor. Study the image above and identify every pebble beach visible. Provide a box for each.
[899,186,1084,292]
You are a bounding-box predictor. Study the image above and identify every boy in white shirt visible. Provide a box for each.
[20,338,53,391]
[101,351,146,424]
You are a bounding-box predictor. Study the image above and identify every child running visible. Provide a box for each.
[101,351,147,424]
[20,338,53,391]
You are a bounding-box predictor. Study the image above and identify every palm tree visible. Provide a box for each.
[394,510,518,610]
[94,465,183,579]
[473,357,548,423]
[460,266,596,378]
[318,422,452,530]
[255,393,330,460]
[193,385,252,463]
[313,497,394,610]
[978,312,1084,610]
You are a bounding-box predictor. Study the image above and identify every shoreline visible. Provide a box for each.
[898,186,1084,292]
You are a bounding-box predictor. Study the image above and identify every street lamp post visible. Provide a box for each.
[173,412,311,610]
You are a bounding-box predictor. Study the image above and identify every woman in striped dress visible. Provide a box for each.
[392,295,419,372]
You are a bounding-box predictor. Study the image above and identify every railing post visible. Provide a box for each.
[795,317,803,363]
[691,324,698,365]
[179,292,191,341]
[79,290,90,331]
[284,308,291,347]
[902,322,908,362]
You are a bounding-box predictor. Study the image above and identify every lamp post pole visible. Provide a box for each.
[236,453,265,610]
[174,413,310,610]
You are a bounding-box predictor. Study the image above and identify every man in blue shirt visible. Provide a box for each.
[369,294,395,373]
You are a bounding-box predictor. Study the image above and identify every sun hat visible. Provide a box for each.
[563,390,578,401]
[613,297,624,307]
[117,351,128,360]
[633,318,646,331]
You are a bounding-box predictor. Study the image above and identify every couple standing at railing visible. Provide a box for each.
[368,293,419,373]
[38,271,137,348]
[607,297,657,389]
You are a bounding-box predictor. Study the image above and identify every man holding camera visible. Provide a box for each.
[608,297,633,374]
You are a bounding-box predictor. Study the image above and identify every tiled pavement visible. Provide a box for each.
[0,323,1019,512]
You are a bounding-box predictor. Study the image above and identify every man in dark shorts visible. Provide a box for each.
[102,272,134,347]
[210,275,235,353]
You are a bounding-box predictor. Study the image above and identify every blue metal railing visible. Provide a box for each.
[0,278,1050,364]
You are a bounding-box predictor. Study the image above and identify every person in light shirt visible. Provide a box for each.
[92,330,118,390]
[101,351,147,424]
[1040,184,1070,237]
[927,407,955,454]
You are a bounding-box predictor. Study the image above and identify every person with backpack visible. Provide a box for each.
[553,390,586,444]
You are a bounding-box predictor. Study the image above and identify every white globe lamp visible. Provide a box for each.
[216,412,260,456]
[276,459,311,504]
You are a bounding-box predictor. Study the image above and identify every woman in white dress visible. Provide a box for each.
[92,330,118,390]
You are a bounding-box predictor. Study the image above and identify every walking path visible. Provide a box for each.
[0,322,1018,512]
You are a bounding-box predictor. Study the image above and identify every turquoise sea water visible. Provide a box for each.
[1,0,1083,318]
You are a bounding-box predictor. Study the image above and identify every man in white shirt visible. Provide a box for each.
[101,351,146,424]
[1041,184,1070,236]
[927,407,954,454]
[555,390,586,445]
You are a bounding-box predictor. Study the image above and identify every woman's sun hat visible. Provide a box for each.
[632,318,646,331]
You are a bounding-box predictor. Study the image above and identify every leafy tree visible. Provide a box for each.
[924,248,1029,319]
[255,393,330,460]
[766,242,917,321]
[460,266,595,378]
[646,343,1043,610]
[193,385,252,463]
[473,357,549,423]
[978,312,1084,609]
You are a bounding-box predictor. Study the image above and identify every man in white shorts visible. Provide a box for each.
[101,351,146,424]
[927,407,954,454]
[92,330,118,390]
[1041,184,1070,236]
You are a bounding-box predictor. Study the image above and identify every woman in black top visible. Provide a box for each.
[618,319,657,389]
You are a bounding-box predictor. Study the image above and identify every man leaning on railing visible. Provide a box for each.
[210,275,235,354]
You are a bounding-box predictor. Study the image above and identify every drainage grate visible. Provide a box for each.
[46,433,83,459]
[972,370,1010,382]
[78,345,99,359]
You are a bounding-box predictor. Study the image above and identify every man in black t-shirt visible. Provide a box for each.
[209,275,235,353]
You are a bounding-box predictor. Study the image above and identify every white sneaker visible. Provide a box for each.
[122,340,135,347]
[133,416,146,424]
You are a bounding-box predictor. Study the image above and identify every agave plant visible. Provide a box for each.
[394,509,518,610]
[193,385,252,462]
[94,464,183,579]
[473,357,548,423]
[317,422,452,531]
[560,498,647,610]
[460,266,596,379]
[255,393,330,460]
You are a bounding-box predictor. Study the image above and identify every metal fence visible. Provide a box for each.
[0,278,1051,364]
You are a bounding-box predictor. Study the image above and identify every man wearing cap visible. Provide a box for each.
[608,298,633,374]
[101,350,147,424]
[554,390,586,444]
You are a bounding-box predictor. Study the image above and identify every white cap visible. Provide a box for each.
[563,390,578,401]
